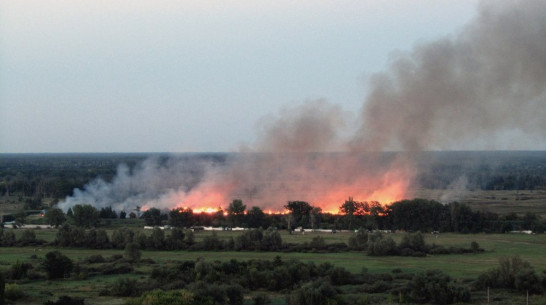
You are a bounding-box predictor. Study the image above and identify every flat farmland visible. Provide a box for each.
[413,189,546,218]
[2,231,545,278]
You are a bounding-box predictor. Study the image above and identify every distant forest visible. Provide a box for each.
[0,151,545,206]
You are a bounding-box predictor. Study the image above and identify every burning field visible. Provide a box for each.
[59,1,546,214]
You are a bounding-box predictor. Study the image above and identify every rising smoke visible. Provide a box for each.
[59,1,546,213]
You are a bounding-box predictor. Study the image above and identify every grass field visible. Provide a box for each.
[2,231,545,278]
[2,188,546,304]
[413,189,546,218]
[1,230,546,304]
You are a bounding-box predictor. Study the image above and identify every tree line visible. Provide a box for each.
[2,152,546,207]
[34,198,545,234]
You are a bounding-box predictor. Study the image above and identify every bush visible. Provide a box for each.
[224,284,244,305]
[126,289,196,305]
[110,277,141,297]
[475,256,537,291]
[515,268,542,294]
[85,254,106,264]
[399,232,427,253]
[252,293,270,305]
[366,233,396,256]
[309,236,326,250]
[288,278,338,305]
[9,260,32,280]
[124,242,142,262]
[100,262,133,275]
[43,295,85,305]
[42,251,73,280]
[407,269,470,304]
[4,283,24,301]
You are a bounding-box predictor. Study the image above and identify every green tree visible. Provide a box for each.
[14,209,26,227]
[72,204,99,228]
[169,208,193,228]
[42,251,73,279]
[261,227,282,251]
[124,242,141,263]
[45,208,66,228]
[247,206,265,228]
[408,269,470,304]
[348,229,368,250]
[1,230,16,246]
[19,229,36,245]
[147,227,165,249]
[399,232,427,253]
[366,232,396,256]
[143,207,162,226]
[227,199,246,227]
[288,278,338,305]
[99,206,118,219]
[284,201,313,228]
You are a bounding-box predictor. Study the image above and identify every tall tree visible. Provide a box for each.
[99,206,118,219]
[45,208,66,228]
[169,208,193,228]
[142,208,162,226]
[227,199,246,227]
[284,201,313,228]
[72,204,99,228]
[247,206,265,228]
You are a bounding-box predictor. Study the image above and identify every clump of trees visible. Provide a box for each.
[17,196,543,236]
[406,270,471,304]
[475,256,543,294]
[42,251,73,280]
[347,231,482,256]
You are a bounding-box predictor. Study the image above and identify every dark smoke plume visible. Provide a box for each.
[59,1,546,212]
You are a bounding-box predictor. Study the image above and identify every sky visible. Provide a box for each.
[3,0,542,153]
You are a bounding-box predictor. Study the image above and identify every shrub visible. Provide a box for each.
[407,269,470,304]
[85,254,105,264]
[18,229,37,245]
[366,232,396,256]
[309,236,326,250]
[348,229,368,250]
[42,251,73,280]
[288,278,338,305]
[252,293,271,305]
[4,283,24,301]
[399,232,427,253]
[43,295,85,305]
[124,242,142,262]
[515,268,542,294]
[224,284,244,305]
[129,289,196,305]
[470,241,481,253]
[9,260,32,280]
[110,277,141,297]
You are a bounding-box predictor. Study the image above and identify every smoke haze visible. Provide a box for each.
[59,1,546,213]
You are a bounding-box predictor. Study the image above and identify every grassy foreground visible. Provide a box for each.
[2,231,546,277]
[1,231,546,304]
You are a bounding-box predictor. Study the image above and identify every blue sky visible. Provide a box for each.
[1,1,486,153]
